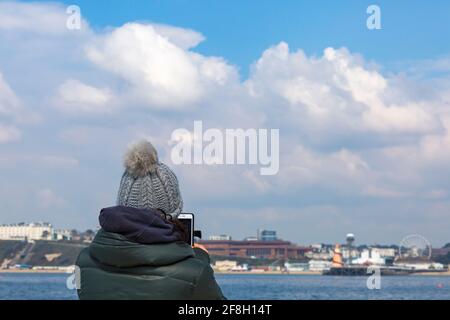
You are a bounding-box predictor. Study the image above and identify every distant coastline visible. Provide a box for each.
[0,269,71,274]
[2,269,450,276]
[214,270,322,275]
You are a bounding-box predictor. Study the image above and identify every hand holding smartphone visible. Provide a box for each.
[178,213,194,246]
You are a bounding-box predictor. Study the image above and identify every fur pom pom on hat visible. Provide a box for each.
[117,140,183,217]
[124,140,159,177]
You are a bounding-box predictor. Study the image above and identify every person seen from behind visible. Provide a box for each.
[76,140,225,300]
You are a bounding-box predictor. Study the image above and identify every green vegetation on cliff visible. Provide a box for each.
[0,240,87,267]
[0,240,26,262]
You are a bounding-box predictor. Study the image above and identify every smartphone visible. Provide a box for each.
[178,213,194,246]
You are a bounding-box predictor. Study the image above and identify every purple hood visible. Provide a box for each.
[99,206,180,244]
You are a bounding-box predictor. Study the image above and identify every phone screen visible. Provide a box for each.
[178,213,194,245]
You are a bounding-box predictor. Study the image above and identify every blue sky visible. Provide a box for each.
[29,0,450,75]
[1,1,450,246]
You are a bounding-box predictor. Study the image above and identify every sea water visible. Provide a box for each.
[0,273,449,300]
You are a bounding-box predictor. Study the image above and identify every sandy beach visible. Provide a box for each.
[411,270,450,276]
[214,270,322,275]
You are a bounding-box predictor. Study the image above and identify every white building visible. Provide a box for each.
[371,247,396,258]
[352,249,386,265]
[305,251,333,260]
[341,248,360,260]
[0,223,53,241]
[214,260,237,271]
[309,243,323,251]
[231,264,250,272]
[285,262,309,272]
[308,260,332,271]
[208,234,232,241]
[393,261,445,271]
[54,229,72,241]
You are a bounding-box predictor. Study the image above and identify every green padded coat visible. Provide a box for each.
[76,229,225,300]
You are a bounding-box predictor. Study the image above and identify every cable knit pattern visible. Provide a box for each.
[117,163,183,217]
[116,140,183,216]
[157,163,183,215]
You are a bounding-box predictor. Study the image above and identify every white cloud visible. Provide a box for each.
[36,188,65,208]
[36,155,79,168]
[363,185,410,198]
[424,189,448,200]
[56,79,115,114]
[246,42,440,134]
[84,23,238,109]
[0,124,21,143]
[397,56,450,77]
[418,117,450,163]
[273,145,371,193]
[0,153,79,169]
[0,1,88,35]
[150,23,205,49]
[0,72,21,117]
[0,71,23,143]
[1,1,450,243]
[378,116,450,172]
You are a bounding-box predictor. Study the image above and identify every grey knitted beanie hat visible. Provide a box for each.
[117,140,183,217]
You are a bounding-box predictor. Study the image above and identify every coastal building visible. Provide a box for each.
[371,247,396,258]
[54,229,72,241]
[0,224,74,241]
[310,243,323,251]
[258,230,277,241]
[214,260,238,271]
[284,262,309,272]
[351,249,386,265]
[198,239,310,259]
[341,248,360,260]
[0,223,53,241]
[432,247,450,257]
[393,258,445,271]
[231,264,250,272]
[308,259,332,272]
[305,251,333,260]
[305,243,334,260]
[208,234,232,241]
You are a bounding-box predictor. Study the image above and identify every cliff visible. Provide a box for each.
[0,240,88,267]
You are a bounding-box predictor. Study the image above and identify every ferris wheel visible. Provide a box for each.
[399,234,432,260]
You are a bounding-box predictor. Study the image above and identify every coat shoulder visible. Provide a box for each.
[75,244,224,299]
